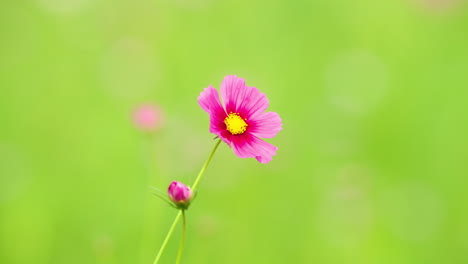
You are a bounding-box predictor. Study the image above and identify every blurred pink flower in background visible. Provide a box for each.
[133,104,165,132]
[198,75,282,163]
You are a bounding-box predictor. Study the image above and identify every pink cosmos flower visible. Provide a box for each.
[133,104,165,132]
[168,181,193,205]
[198,75,282,163]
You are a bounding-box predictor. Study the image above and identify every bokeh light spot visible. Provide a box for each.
[0,143,31,203]
[99,38,158,101]
[36,0,91,15]
[381,182,444,242]
[325,51,389,115]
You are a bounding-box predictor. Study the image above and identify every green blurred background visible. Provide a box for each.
[1,0,468,263]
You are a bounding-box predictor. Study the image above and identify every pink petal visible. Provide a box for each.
[198,86,227,134]
[249,111,282,138]
[230,133,278,163]
[220,75,269,119]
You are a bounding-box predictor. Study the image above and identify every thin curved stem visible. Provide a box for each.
[151,139,221,264]
[191,139,221,191]
[175,210,186,264]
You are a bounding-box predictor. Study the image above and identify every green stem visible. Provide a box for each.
[175,210,186,264]
[152,210,182,264]
[191,139,221,191]
[151,139,221,264]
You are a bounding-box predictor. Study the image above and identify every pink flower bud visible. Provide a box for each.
[168,181,193,208]
[132,104,165,132]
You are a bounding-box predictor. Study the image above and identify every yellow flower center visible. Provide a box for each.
[224,112,248,135]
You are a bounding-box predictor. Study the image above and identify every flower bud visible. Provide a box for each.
[168,181,193,209]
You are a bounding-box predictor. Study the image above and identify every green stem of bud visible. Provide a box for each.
[175,210,186,264]
[151,139,221,264]
[152,210,182,264]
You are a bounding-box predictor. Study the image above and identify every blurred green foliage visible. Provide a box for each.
[1,0,468,263]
